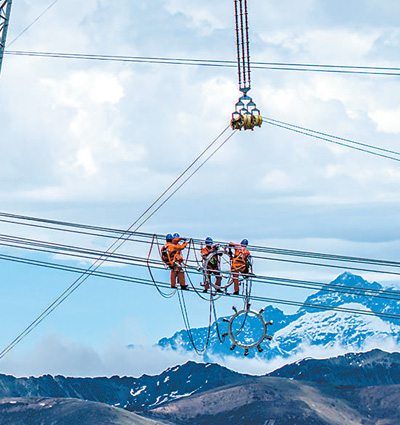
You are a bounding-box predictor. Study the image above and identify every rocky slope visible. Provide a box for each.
[0,397,172,425]
[1,349,400,424]
[149,376,400,425]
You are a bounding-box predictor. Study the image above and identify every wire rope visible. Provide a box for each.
[264,116,400,157]
[7,1,59,47]
[263,117,400,163]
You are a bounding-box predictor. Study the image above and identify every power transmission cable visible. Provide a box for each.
[0,251,399,322]
[3,211,400,269]
[251,254,400,277]
[3,212,400,277]
[3,233,400,283]
[3,226,400,281]
[7,0,59,47]
[6,50,400,76]
[0,126,235,359]
[2,236,400,305]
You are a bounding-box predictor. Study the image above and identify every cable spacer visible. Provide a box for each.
[225,307,273,355]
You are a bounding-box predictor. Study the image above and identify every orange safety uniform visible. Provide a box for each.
[161,238,188,289]
[229,242,252,293]
[201,245,222,291]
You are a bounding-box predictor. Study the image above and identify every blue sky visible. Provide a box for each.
[1,0,400,376]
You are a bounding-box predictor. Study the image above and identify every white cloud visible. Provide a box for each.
[2,0,400,378]
[164,0,227,34]
[43,71,125,107]
[369,108,400,134]
[0,334,201,378]
[208,337,400,376]
[260,170,292,192]
[2,328,400,379]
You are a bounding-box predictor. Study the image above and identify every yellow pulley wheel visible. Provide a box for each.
[230,115,243,130]
[252,115,263,127]
[242,114,254,130]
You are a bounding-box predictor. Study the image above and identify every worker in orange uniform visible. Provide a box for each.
[201,237,222,293]
[228,239,252,295]
[161,233,188,290]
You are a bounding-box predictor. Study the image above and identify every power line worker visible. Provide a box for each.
[201,237,222,293]
[228,239,252,295]
[161,233,188,290]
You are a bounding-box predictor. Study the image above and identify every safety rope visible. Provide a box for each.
[146,234,176,299]
[176,288,215,355]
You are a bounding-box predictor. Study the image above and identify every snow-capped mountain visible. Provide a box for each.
[302,272,400,318]
[157,272,400,359]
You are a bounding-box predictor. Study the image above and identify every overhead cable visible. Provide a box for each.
[5,50,400,76]
[7,1,59,47]
[0,251,399,322]
[1,240,400,305]
[2,210,400,269]
[2,230,400,282]
[263,117,400,163]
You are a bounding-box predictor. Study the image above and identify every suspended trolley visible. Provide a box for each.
[231,0,262,131]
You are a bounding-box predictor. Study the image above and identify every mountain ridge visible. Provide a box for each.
[1,349,400,424]
[157,272,400,360]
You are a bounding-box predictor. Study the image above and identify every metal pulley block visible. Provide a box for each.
[252,114,262,128]
[230,112,253,130]
[242,114,253,130]
[231,113,244,130]
[230,112,262,131]
[231,94,262,130]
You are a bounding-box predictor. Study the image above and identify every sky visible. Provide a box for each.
[1,0,400,377]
